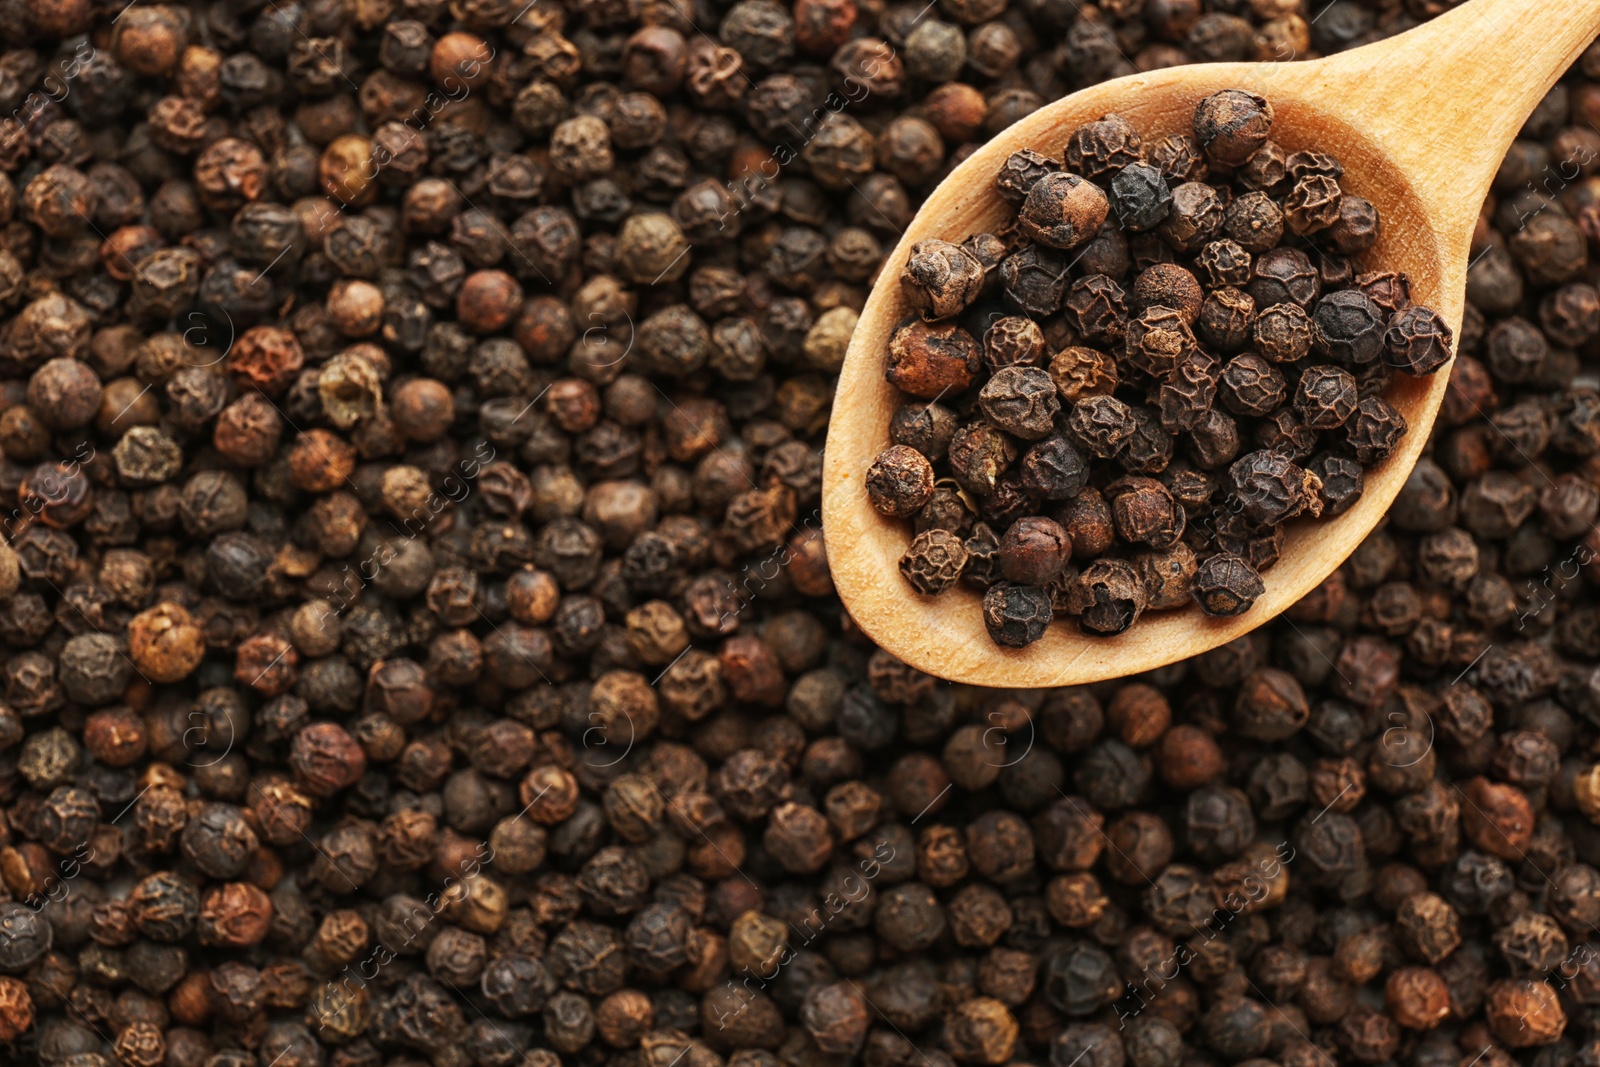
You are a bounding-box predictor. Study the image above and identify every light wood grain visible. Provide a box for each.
[821,0,1600,687]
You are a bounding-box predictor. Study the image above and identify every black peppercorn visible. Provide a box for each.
[867,445,937,518]
[1192,553,1264,616]
[902,240,987,322]
[982,583,1053,647]
[1193,89,1274,166]
[1109,162,1173,232]
[980,367,1060,439]
[902,529,970,596]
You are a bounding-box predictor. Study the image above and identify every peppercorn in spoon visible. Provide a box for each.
[822,0,1600,686]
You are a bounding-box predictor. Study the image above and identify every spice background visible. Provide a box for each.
[0,1,1595,1067]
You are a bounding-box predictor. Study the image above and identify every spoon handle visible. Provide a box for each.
[1319,0,1600,255]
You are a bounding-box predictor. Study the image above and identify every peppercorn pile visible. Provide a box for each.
[0,0,1596,1066]
[869,90,1455,648]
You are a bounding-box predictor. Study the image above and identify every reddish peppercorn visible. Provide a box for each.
[458,270,525,334]
[431,32,493,89]
[289,722,367,798]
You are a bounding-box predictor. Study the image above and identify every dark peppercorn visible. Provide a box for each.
[1315,289,1388,364]
[1192,553,1264,616]
[1002,246,1072,317]
[983,583,1053,647]
[1295,366,1360,429]
[901,530,969,596]
[1063,559,1146,636]
[1385,305,1455,375]
[1064,275,1130,345]
[997,149,1058,203]
[980,367,1060,439]
[1110,163,1173,232]
[1347,396,1408,464]
[1065,394,1138,460]
[1158,181,1226,253]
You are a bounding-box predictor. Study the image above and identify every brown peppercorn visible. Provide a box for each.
[944,997,1019,1064]
[286,600,340,659]
[1132,264,1204,325]
[289,722,367,799]
[458,270,524,334]
[321,135,379,208]
[235,633,299,696]
[226,326,303,397]
[1485,979,1565,1046]
[1193,89,1274,166]
[431,32,493,90]
[213,392,283,467]
[901,528,969,596]
[886,320,982,399]
[1460,776,1534,860]
[1126,304,1199,379]
[966,809,1030,883]
[866,445,936,518]
[1284,174,1343,235]
[128,603,205,683]
[197,882,273,948]
[999,516,1070,586]
[0,978,31,1041]
[1106,684,1171,748]
[390,378,456,442]
[1054,487,1113,560]
[916,823,969,887]
[1385,967,1451,1030]
[764,801,834,873]
[1107,820,1176,897]
[21,166,94,241]
[507,567,561,624]
[1108,477,1184,548]
[801,981,869,1055]
[327,280,386,337]
[595,989,654,1048]
[113,5,188,75]
[83,707,149,768]
[520,765,580,824]
[27,359,103,430]
[1019,172,1110,251]
[984,316,1048,371]
[1395,892,1461,965]
[1049,346,1119,402]
[1153,724,1224,789]
[114,1021,166,1067]
[901,240,986,321]
[287,430,357,492]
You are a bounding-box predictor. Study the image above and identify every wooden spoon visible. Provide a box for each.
[821,0,1600,687]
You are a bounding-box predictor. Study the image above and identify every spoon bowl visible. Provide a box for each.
[821,0,1600,686]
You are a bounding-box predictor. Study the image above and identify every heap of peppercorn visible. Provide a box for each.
[870,89,1454,647]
